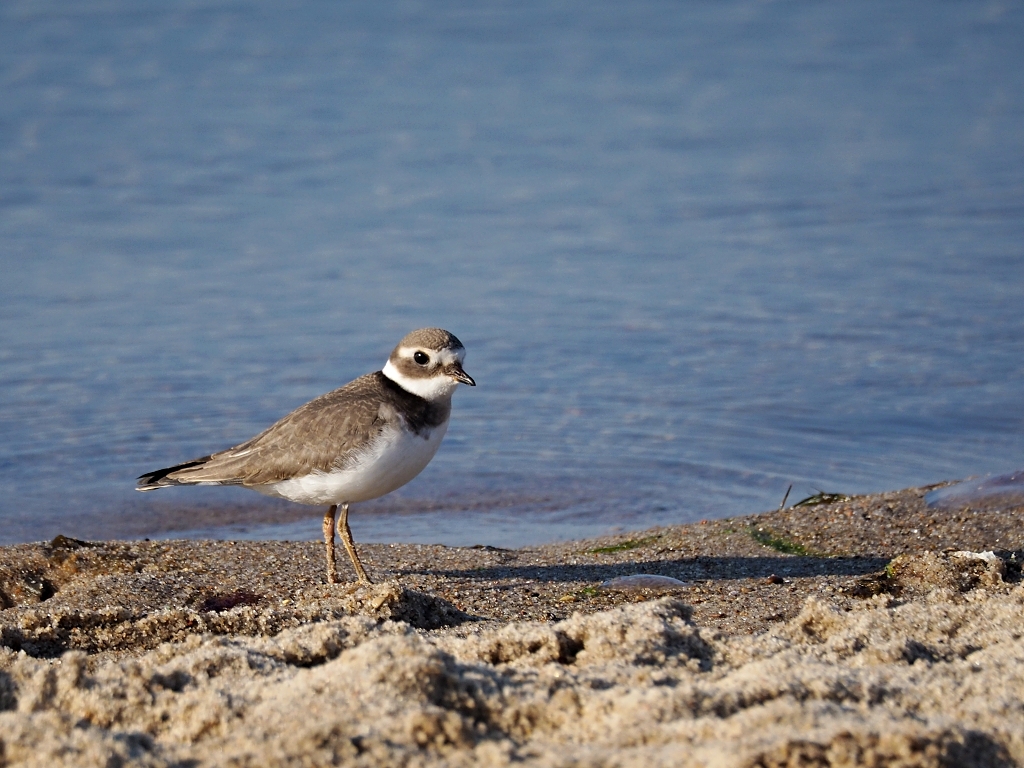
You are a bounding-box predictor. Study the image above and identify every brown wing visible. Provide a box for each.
[138,373,398,489]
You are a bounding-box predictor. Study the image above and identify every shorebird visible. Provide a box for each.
[137,328,475,583]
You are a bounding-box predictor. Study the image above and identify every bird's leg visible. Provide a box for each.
[323,505,339,584]
[336,503,371,583]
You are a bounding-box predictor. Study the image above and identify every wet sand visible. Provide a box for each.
[1,484,1022,766]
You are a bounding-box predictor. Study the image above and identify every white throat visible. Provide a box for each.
[382,360,459,401]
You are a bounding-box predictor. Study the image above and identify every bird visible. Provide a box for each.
[136,328,475,584]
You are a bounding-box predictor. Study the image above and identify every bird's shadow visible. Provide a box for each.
[396,555,891,583]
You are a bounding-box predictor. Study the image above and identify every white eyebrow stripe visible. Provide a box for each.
[394,346,465,365]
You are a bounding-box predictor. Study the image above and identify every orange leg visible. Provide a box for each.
[336,503,371,583]
[322,505,338,584]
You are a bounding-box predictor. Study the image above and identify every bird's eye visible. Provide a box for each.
[413,351,430,365]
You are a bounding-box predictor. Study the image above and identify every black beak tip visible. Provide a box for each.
[451,365,476,386]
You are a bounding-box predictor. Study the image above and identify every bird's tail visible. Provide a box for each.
[136,457,214,491]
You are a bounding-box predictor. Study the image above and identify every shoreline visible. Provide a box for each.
[2,483,1023,766]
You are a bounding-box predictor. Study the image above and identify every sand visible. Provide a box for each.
[1,484,1022,767]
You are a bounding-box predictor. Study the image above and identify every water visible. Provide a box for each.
[2,0,1023,548]
[926,470,1024,511]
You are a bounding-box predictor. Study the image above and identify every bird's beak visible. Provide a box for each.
[447,362,476,386]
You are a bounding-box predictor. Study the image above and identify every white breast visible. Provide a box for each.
[254,420,449,506]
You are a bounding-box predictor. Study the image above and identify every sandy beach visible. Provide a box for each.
[1,484,1022,767]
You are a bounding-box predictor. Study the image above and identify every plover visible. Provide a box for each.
[137,328,475,583]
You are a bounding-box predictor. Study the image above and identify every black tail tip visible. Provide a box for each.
[136,457,210,491]
[136,470,170,491]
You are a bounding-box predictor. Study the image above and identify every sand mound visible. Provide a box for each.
[0,580,469,657]
[2,554,1022,767]
[3,486,1023,767]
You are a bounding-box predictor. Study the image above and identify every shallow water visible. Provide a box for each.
[1,1,1023,547]
[926,470,1024,512]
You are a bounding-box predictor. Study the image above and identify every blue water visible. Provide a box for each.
[2,1,1023,547]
